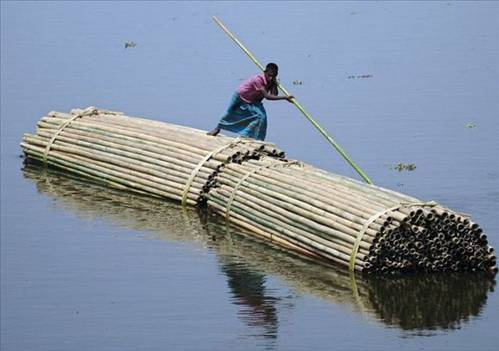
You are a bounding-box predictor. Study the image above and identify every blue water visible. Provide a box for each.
[2,2,498,350]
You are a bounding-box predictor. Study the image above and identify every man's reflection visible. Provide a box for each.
[220,261,279,338]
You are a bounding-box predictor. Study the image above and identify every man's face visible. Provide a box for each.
[265,70,277,82]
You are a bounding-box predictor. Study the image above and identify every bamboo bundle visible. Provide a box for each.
[206,157,497,275]
[20,107,497,275]
[20,107,283,207]
[21,164,496,331]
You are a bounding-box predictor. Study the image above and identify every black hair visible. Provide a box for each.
[265,63,279,95]
[265,63,279,74]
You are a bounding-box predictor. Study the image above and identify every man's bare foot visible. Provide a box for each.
[207,127,220,136]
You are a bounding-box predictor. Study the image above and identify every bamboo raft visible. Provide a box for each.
[22,164,496,331]
[23,164,496,332]
[20,107,497,275]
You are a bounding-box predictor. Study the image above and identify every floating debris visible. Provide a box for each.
[394,163,417,172]
[348,74,373,79]
[465,123,476,129]
[292,80,304,85]
[124,41,137,49]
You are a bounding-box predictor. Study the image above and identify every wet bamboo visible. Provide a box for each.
[220,212,324,260]
[22,138,205,199]
[217,169,383,239]
[210,189,368,262]
[219,169,398,239]
[222,164,401,228]
[29,130,198,178]
[208,200,343,264]
[24,150,148,195]
[26,133,207,191]
[216,172,377,245]
[21,141,199,205]
[34,127,214,183]
[212,186,371,257]
[209,198,365,271]
[21,143,198,205]
[213,181,371,251]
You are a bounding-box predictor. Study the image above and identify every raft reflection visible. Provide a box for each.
[23,164,496,333]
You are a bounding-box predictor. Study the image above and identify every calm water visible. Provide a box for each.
[1,2,498,350]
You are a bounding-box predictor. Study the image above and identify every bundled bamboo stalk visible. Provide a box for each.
[20,107,497,275]
[23,164,494,332]
[22,107,283,208]
[206,156,497,275]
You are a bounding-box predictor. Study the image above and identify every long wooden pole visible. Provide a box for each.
[212,16,374,185]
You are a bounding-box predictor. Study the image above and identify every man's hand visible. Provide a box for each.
[286,95,295,102]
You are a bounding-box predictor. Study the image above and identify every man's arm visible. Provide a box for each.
[261,89,294,102]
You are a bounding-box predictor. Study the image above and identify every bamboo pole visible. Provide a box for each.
[212,16,373,185]
[211,189,366,262]
[27,133,207,191]
[21,141,199,205]
[217,173,381,240]
[34,129,214,185]
[209,198,364,271]
[216,173,376,246]
[212,186,370,259]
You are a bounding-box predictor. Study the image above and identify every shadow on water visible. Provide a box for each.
[22,164,496,336]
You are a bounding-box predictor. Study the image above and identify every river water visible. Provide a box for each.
[1,2,498,350]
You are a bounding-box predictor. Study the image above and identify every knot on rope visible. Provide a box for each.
[42,106,102,165]
[70,106,123,116]
[181,138,243,207]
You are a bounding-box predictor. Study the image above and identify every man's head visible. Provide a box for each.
[264,63,279,82]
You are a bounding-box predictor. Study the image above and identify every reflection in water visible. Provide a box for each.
[23,164,496,335]
[219,261,279,340]
[365,273,494,332]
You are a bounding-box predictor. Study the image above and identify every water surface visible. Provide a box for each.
[1,2,498,350]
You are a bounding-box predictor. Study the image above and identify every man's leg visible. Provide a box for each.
[207,127,220,136]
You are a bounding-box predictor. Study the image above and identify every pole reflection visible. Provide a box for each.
[22,164,496,335]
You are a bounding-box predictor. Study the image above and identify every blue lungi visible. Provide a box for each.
[217,92,267,141]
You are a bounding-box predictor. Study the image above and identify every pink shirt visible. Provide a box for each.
[237,73,268,103]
